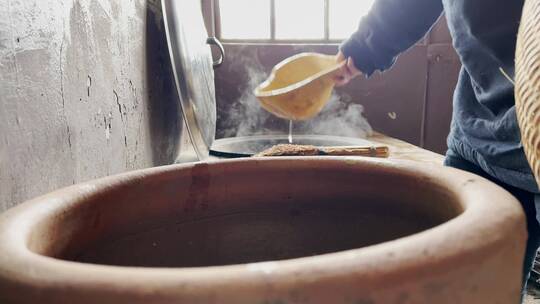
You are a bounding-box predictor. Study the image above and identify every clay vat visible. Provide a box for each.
[0,157,527,303]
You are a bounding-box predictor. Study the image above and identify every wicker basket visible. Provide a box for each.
[515,0,540,189]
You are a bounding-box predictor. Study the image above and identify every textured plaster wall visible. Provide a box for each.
[0,0,181,211]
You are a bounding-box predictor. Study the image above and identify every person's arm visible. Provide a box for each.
[336,0,443,84]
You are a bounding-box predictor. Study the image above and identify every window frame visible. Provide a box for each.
[211,0,346,44]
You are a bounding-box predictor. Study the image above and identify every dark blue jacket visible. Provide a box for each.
[341,0,539,193]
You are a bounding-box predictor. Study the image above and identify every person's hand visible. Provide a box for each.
[334,52,362,87]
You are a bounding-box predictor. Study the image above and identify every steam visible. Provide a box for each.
[220,52,372,139]
[221,64,276,137]
[219,49,280,137]
[297,93,373,138]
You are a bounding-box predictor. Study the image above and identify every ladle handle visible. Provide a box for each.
[206,37,225,68]
[320,146,390,158]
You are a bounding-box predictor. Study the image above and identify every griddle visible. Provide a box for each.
[210,134,374,158]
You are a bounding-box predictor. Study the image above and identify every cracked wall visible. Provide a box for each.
[0,0,182,211]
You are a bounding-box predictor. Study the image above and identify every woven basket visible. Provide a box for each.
[515,0,540,189]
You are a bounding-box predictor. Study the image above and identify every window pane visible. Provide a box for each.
[329,0,375,40]
[220,0,270,39]
[275,0,325,40]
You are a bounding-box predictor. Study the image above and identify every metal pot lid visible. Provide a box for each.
[162,0,220,161]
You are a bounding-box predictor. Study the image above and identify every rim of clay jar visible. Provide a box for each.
[0,157,525,299]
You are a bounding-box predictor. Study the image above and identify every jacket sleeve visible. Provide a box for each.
[340,0,444,76]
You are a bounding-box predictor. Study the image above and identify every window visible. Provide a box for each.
[216,0,375,41]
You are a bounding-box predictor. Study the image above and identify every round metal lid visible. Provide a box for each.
[162,0,217,161]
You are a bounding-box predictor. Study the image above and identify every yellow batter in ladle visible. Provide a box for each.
[254,53,345,121]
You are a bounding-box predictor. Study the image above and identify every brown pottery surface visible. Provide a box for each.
[0,157,527,303]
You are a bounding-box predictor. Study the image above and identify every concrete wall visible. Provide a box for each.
[0,0,181,211]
